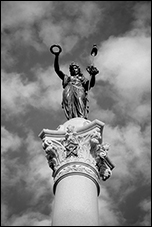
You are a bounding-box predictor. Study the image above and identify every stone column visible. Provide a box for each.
[39,118,114,226]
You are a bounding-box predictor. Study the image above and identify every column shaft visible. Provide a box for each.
[52,175,99,226]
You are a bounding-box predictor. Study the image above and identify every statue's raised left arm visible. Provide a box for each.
[86,65,99,89]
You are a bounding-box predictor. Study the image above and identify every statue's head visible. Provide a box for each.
[69,62,81,76]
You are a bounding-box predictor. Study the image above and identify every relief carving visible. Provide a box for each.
[41,124,114,182]
[89,130,115,181]
[42,138,66,176]
[62,125,79,158]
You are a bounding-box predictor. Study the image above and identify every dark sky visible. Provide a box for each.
[1,1,151,226]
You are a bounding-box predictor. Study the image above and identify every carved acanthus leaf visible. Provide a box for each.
[41,124,114,182]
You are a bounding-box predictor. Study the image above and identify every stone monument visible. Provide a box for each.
[39,45,115,226]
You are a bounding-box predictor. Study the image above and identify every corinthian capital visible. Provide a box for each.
[39,118,115,195]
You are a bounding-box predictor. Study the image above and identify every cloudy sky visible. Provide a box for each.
[1,1,151,226]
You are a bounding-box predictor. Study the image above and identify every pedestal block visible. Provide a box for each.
[39,118,115,226]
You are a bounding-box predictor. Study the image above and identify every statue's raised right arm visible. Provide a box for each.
[50,45,65,80]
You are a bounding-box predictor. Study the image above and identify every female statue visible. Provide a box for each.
[50,45,99,120]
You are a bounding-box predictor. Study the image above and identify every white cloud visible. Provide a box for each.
[73,1,102,38]
[132,2,151,36]
[102,122,151,193]
[33,66,63,110]
[1,67,62,118]
[62,35,79,53]
[98,187,122,226]
[7,212,52,226]
[139,199,151,226]
[88,92,116,124]
[93,20,151,125]
[1,1,103,58]
[95,36,151,92]
[39,20,65,48]
[22,131,54,205]
[1,70,39,116]
[1,129,54,226]
[1,203,9,226]
[93,1,151,122]
[90,3,151,197]
[1,1,53,31]
[1,127,25,193]
[1,126,22,153]
[39,1,102,53]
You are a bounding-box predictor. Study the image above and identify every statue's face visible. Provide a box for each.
[72,65,79,74]
[70,63,80,76]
